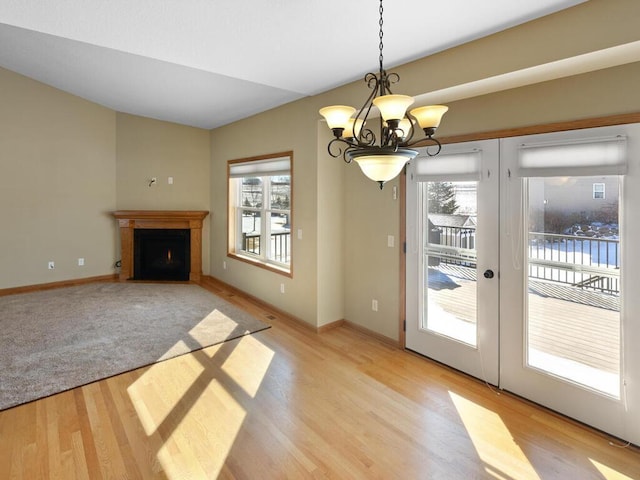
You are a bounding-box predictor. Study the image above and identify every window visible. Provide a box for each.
[228,152,292,275]
[516,133,627,397]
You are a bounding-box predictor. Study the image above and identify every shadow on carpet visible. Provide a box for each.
[0,282,270,411]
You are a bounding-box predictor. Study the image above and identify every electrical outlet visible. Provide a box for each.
[280,283,285,294]
[223,260,227,270]
[78,258,85,266]
[372,299,378,311]
[48,261,55,270]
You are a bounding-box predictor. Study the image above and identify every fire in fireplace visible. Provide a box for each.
[133,229,190,281]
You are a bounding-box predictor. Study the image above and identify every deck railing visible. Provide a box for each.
[242,231,291,264]
[528,232,619,294]
[427,225,620,294]
[427,225,477,268]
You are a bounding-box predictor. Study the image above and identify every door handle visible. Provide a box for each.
[483,269,495,279]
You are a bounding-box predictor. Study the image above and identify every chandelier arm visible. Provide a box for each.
[327,137,359,161]
[384,72,400,95]
[400,111,419,146]
[405,135,443,156]
[358,127,376,147]
[382,118,392,148]
[390,130,403,151]
[353,74,382,147]
[365,72,378,90]
[342,146,356,164]
[425,137,443,156]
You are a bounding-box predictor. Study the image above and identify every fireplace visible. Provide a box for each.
[112,210,209,282]
[134,229,190,281]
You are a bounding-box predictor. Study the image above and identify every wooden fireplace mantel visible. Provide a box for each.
[112,210,209,282]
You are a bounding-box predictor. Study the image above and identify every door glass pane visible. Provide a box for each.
[527,176,620,397]
[423,181,478,346]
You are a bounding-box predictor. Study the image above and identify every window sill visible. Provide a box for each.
[227,253,292,278]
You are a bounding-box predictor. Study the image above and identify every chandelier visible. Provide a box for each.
[319,0,448,189]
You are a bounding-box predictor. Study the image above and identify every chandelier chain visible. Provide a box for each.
[378,0,384,72]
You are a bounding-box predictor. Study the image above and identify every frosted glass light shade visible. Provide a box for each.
[319,105,356,130]
[355,155,409,183]
[347,147,417,185]
[372,94,414,121]
[410,105,448,129]
[343,118,364,138]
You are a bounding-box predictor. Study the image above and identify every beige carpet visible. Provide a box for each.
[0,282,270,411]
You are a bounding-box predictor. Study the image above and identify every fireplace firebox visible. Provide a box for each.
[133,229,190,281]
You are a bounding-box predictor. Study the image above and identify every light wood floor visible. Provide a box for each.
[1,280,639,479]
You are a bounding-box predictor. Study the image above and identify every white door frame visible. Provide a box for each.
[499,124,640,445]
[405,125,640,445]
[405,139,500,385]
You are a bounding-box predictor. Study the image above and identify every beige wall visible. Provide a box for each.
[343,166,401,339]
[0,67,116,289]
[208,0,640,337]
[317,124,345,327]
[115,113,211,274]
[210,98,320,324]
[0,71,212,290]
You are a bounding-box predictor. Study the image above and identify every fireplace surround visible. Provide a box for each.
[112,210,209,282]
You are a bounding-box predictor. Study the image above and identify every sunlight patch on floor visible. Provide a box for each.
[127,334,274,478]
[221,334,275,398]
[155,382,246,478]
[188,309,239,347]
[589,458,635,480]
[128,347,206,436]
[449,391,541,480]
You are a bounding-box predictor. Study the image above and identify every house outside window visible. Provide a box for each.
[593,182,605,199]
[228,152,292,275]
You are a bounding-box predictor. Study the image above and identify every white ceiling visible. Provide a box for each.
[0,0,587,129]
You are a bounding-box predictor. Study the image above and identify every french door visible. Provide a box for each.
[406,125,640,445]
[500,125,640,443]
[405,140,500,385]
